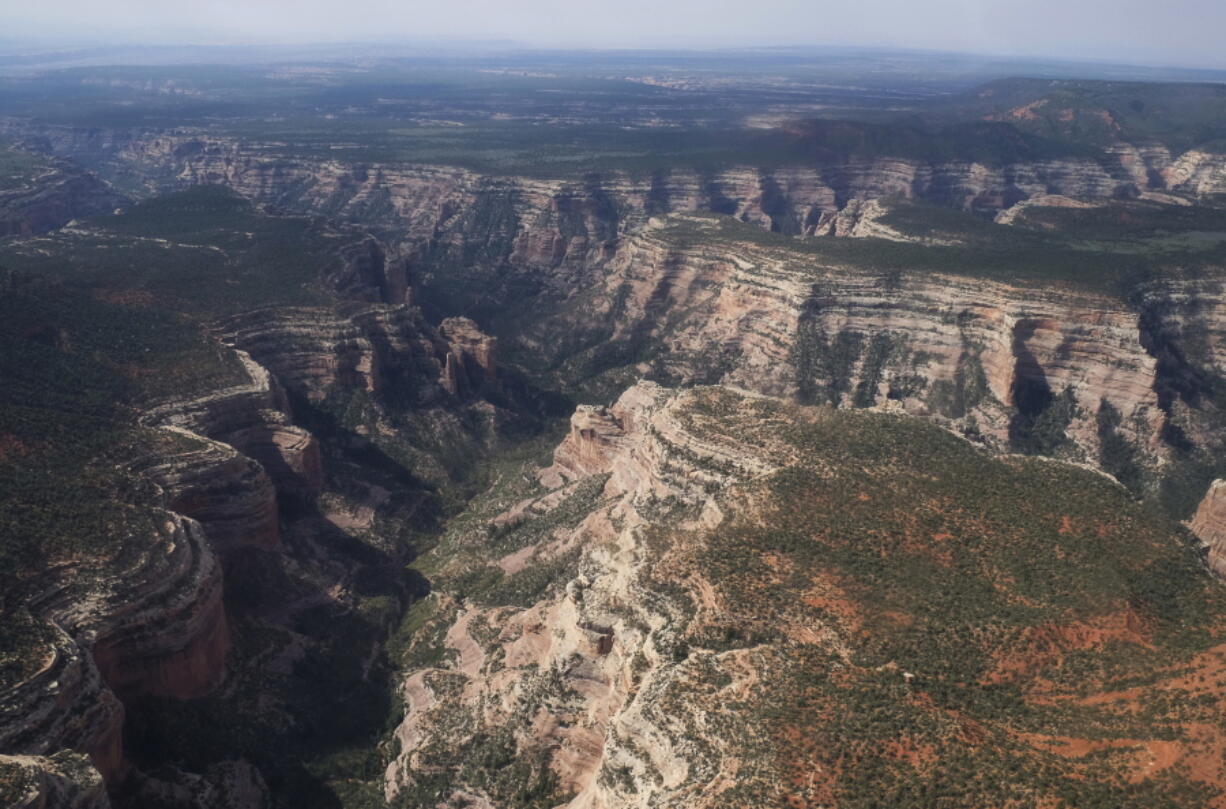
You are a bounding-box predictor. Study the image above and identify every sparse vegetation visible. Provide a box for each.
[5,50,1226,809]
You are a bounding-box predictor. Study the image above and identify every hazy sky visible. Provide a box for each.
[7,0,1223,69]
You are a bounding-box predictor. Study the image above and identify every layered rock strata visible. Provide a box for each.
[131,431,281,552]
[8,126,1226,266]
[0,347,333,798]
[386,381,1226,807]
[0,625,125,784]
[216,306,499,404]
[143,350,323,500]
[385,382,778,806]
[2,513,228,785]
[102,132,1225,229]
[1191,479,1226,578]
[537,219,1168,473]
[438,317,498,397]
[79,514,229,702]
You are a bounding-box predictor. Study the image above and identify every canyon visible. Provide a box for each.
[3,61,1226,809]
[383,383,1226,808]
[0,187,524,806]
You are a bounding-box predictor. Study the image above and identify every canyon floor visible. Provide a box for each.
[3,47,1226,809]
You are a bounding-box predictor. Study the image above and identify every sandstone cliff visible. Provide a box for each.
[0,346,329,799]
[18,127,1219,505]
[98,131,1225,230]
[9,124,1226,269]
[215,305,496,406]
[385,382,1226,808]
[523,217,1176,482]
[131,429,281,552]
[1,511,227,787]
[1191,479,1226,578]
[143,349,323,501]
[385,382,778,807]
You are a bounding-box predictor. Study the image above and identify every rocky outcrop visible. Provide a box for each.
[332,236,413,304]
[542,404,635,485]
[0,164,123,237]
[1191,479,1226,578]
[0,623,125,783]
[1132,276,1226,437]
[438,317,498,397]
[131,430,281,552]
[535,218,1170,476]
[2,512,228,784]
[59,513,229,702]
[143,350,323,500]
[385,383,777,806]
[993,193,1102,225]
[118,760,269,809]
[1163,150,1226,197]
[217,305,500,405]
[0,752,109,809]
[812,197,938,241]
[217,308,387,400]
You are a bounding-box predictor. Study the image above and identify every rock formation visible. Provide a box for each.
[8,124,1226,269]
[143,350,323,500]
[93,131,1226,228]
[1,512,227,786]
[386,381,1226,807]
[438,317,498,397]
[521,217,1173,478]
[0,752,109,809]
[1191,479,1226,578]
[0,161,124,237]
[5,79,1226,808]
[216,305,486,407]
[131,430,281,552]
[385,382,774,806]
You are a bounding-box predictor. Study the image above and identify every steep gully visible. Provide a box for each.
[5,126,1226,804]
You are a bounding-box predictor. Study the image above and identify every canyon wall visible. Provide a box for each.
[385,382,779,808]
[19,129,1218,500]
[0,228,517,804]
[69,126,1225,518]
[2,350,319,799]
[7,129,1225,496]
[384,375,1226,808]
[142,350,324,501]
[96,131,1226,234]
[0,163,123,236]
[1,511,227,786]
[523,220,1180,479]
[1191,479,1226,578]
[8,124,1226,280]
[4,116,1226,806]
[215,305,497,405]
[1,752,109,809]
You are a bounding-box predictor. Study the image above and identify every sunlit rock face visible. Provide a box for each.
[85,129,1226,227]
[525,221,1178,475]
[1191,479,1226,579]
